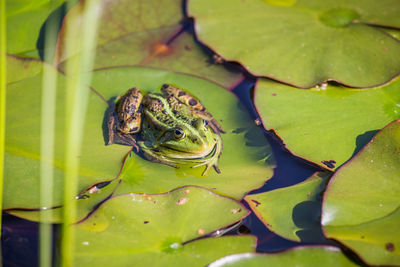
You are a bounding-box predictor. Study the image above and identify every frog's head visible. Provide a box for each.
[155,118,218,160]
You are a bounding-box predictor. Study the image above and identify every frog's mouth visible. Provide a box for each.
[158,143,217,161]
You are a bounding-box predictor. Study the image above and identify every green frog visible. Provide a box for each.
[107,84,224,176]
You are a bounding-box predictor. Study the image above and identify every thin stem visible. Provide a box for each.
[0,0,7,240]
[61,0,101,266]
[39,2,60,266]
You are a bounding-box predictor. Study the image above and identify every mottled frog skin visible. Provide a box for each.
[108,84,224,175]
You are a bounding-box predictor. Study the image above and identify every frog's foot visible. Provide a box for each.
[191,159,221,176]
[114,132,139,152]
[107,113,139,151]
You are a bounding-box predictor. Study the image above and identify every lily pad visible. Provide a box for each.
[55,0,243,89]
[72,186,256,266]
[208,246,357,267]
[4,56,130,210]
[322,120,400,265]
[188,0,400,88]
[254,77,400,170]
[244,172,331,242]
[6,0,65,57]
[86,66,275,200]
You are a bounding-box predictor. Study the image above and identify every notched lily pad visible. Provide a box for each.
[3,55,130,211]
[55,0,243,89]
[322,120,400,266]
[245,172,331,243]
[255,77,400,170]
[85,66,275,200]
[208,246,357,267]
[72,186,256,266]
[188,0,400,88]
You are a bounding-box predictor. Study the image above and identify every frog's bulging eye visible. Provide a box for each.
[174,128,185,139]
[203,120,209,129]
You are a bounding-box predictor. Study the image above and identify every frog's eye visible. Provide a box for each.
[174,128,185,139]
[203,120,209,129]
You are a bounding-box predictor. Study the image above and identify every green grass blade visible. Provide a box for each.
[39,3,60,266]
[0,0,7,241]
[61,0,101,266]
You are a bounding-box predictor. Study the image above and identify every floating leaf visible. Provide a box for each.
[4,56,130,210]
[255,77,400,169]
[322,120,400,265]
[55,0,243,89]
[245,172,330,242]
[85,66,274,200]
[188,0,400,88]
[73,186,255,266]
[6,0,65,57]
[209,246,357,267]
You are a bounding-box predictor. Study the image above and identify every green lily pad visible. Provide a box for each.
[86,66,274,200]
[244,172,331,242]
[322,120,400,265]
[188,0,400,88]
[72,186,256,266]
[4,56,130,210]
[255,77,400,170]
[208,246,357,267]
[55,0,243,89]
[6,0,65,57]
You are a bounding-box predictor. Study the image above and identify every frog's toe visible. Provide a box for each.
[213,165,221,174]
[201,165,212,176]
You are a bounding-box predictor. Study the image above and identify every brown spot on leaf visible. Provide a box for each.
[150,43,171,57]
[197,229,205,235]
[251,199,261,207]
[144,221,149,224]
[176,198,188,205]
[212,54,224,64]
[184,189,190,194]
[231,208,242,214]
[321,160,336,169]
[142,194,152,201]
[386,242,395,252]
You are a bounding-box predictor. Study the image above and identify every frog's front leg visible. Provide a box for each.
[107,114,139,151]
[137,141,179,168]
[192,134,223,176]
